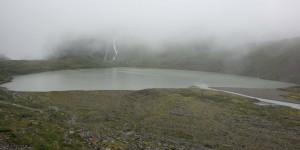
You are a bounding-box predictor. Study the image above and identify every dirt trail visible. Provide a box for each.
[0,100,45,114]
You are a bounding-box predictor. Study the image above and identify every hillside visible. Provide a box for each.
[0,58,109,84]
[1,37,299,84]
[0,54,10,61]
[232,38,300,83]
[111,37,300,84]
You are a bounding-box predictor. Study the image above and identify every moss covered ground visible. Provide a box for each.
[279,86,300,102]
[0,88,299,149]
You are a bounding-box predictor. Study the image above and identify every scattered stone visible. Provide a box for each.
[69,130,74,134]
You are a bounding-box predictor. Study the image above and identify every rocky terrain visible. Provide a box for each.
[1,88,299,149]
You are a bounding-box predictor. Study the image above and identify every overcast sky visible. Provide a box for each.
[1,0,300,59]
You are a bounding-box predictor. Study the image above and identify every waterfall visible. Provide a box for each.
[112,39,118,61]
[102,38,118,62]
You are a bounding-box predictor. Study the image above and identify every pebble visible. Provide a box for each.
[69,130,74,134]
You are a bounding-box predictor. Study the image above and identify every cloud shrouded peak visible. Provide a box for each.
[1,0,300,59]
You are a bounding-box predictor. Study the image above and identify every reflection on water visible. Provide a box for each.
[1,67,295,91]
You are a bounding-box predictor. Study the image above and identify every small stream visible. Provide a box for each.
[208,88,300,110]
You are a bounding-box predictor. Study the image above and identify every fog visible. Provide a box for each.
[1,0,300,59]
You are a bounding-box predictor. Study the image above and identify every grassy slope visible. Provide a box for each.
[0,57,110,84]
[113,49,230,73]
[278,86,300,102]
[1,88,299,149]
[236,38,300,83]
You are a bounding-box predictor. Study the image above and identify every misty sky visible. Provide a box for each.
[1,0,300,59]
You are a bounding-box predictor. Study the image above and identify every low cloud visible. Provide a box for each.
[1,0,300,59]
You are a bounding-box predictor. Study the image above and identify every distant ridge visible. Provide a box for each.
[111,37,300,84]
[232,37,300,84]
[0,54,10,61]
[1,37,299,84]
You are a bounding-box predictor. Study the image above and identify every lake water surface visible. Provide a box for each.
[1,67,295,91]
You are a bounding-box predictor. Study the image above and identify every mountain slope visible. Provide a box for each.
[112,37,300,84]
[1,37,299,84]
[0,54,10,61]
[233,38,300,83]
